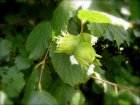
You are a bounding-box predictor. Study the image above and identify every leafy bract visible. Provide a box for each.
[1,66,24,98]
[26,21,51,60]
[27,91,58,105]
[51,48,89,86]
[0,39,12,60]
[88,23,130,46]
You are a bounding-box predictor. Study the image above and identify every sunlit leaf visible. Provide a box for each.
[78,10,111,23]
[78,9,132,30]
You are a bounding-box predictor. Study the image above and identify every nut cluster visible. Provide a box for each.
[56,32,99,70]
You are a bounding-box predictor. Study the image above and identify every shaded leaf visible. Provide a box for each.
[27,91,58,105]
[15,55,32,70]
[50,79,85,105]
[1,66,24,98]
[26,21,52,60]
[0,39,12,60]
[41,68,52,90]
[105,90,140,105]
[23,68,39,104]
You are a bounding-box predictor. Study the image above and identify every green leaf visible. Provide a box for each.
[50,79,85,105]
[0,39,12,60]
[105,90,140,105]
[26,21,52,60]
[23,66,52,104]
[15,55,32,70]
[41,68,52,90]
[88,23,130,46]
[71,91,85,105]
[27,91,58,105]
[78,10,132,30]
[118,90,140,105]
[51,49,89,86]
[78,10,112,23]
[23,68,39,104]
[1,66,24,98]
[51,1,79,34]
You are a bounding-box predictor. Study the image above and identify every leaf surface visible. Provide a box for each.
[88,23,130,46]
[0,39,12,60]
[50,79,85,105]
[1,66,24,98]
[27,91,58,105]
[51,51,89,86]
[26,21,51,60]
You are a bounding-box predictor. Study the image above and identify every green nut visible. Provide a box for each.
[56,33,80,55]
[79,33,98,46]
[74,42,96,70]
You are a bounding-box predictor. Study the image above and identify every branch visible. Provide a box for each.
[91,76,140,94]
[80,21,84,35]
[35,39,52,92]
[80,20,86,41]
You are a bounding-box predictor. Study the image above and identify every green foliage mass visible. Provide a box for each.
[0,0,140,105]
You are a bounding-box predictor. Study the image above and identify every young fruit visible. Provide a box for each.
[79,33,98,46]
[74,42,96,70]
[56,32,80,55]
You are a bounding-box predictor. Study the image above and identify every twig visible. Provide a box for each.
[36,39,52,92]
[91,76,140,93]
[80,21,84,35]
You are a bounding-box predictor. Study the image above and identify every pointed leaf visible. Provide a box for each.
[51,52,89,86]
[88,23,130,46]
[78,10,131,30]
[0,39,12,60]
[26,21,51,60]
